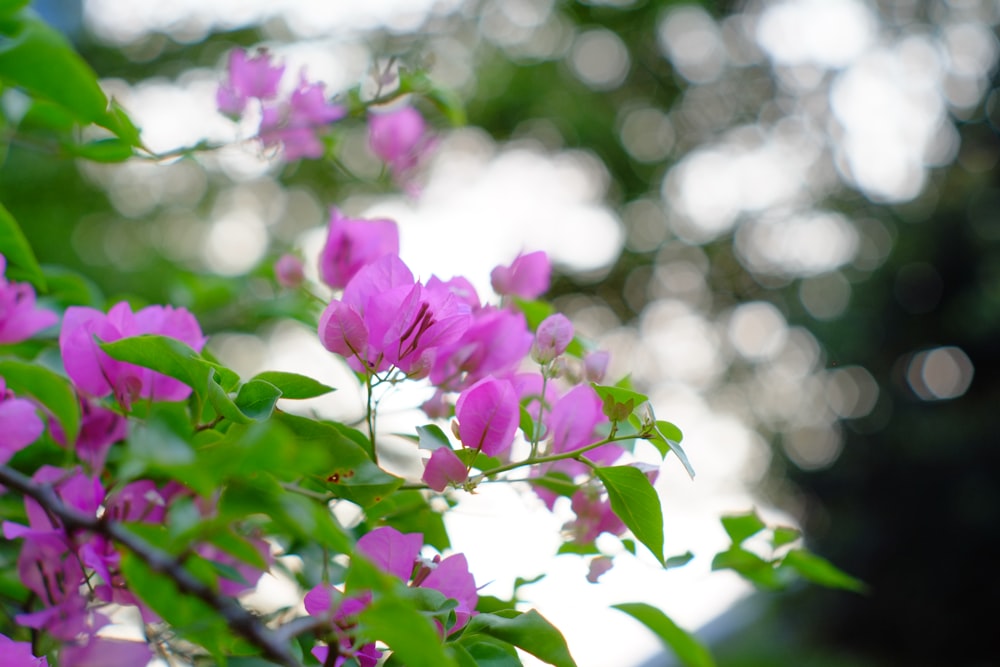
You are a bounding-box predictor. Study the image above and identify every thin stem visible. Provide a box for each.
[365,373,378,464]
[474,432,635,481]
[530,370,551,458]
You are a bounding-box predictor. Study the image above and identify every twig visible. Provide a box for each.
[0,465,300,667]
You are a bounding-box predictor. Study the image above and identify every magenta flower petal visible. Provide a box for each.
[549,384,607,454]
[0,632,48,666]
[421,553,478,631]
[274,254,304,288]
[455,377,520,457]
[0,392,44,465]
[320,210,400,290]
[422,447,468,492]
[356,526,422,581]
[318,300,369,360]
[368,106,433,184]
[490,251,551,299]
[583,350,610,383]
[59,636,152,667]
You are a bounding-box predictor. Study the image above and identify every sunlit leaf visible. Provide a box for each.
[249,371,335,399]
[720,510,766,545]
[595,465,664,565]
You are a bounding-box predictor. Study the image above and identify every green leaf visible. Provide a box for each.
[612,603,715,667]
[595,465,664,565]
[0,0,31,16]
[591,384,647,422]
[62,137,134,162]
[710,547,782,590]
[101,334,211,396]
[275,413,403,507]
[359,587,457,667]
[234,379,281,421]
[720,510,766,545]
[249,371,335,399]
[120,550,256,660]
[556,542,599,556]
[647,420,695,479]
[0,360,79,444]
[772,526,802,549]
[464,610,576,667]
[529,472,578,499]
[0,202,45,290]
[416,423,451,450]
[455,637,523,667]
[665,551,695,569]
[0,11,108,125]
[779,548,867,593]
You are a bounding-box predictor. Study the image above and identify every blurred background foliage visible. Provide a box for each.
[2,0,998,665]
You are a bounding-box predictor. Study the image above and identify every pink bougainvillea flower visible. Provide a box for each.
[357,526,478,632]
[0,378,44,465]
[583,350,610,383]
[368,106,435,186]
[216,48,284,117]
[319,254,471,376]
[49,397,127,472]
[531,313,574,364]
[319,209,399,290]
[430,307,533,391]
[549,384,610,457]
[422,446,469,492]
[59,301,205,408]
[259,75,345,160]
[303,585,381,667]
[59,635,152,667]
[454,376,520,457]
[0,254,58,344]
[565,487,626,544]
[273,253,304,288]
[586,556,614,584]
[0,632,48,666]
[490,251,551,300]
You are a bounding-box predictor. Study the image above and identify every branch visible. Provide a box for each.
[0,465,300,667]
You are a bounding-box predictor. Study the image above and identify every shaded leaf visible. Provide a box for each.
[779,548,868,593]
[234,379,281,421]
[464,610,576,667]
[0,202,45,289]
[0,359,79,444]
[612,603,714,667]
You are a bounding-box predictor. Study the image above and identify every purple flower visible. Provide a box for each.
[259,75,345,160]
[566,487,626,544]
[59,302,205,408]
[454,376,520,457]
[319,209,399,290]
[0,632,48,666]
[357,526,478,632]
[216,48,284,117]
[0,378,44,465]
[583,350,610,383]
[368,106,435,186]
[490,251,551,300]
[422,446,468,492]
[0,254,57,344]
[49,397,127,472]
[531,313,574,364]
[430,307,533,391]
[319,255,471,376]
[273,253,304,288]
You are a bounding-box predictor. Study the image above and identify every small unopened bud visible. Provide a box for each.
[531,313,573,365]
[274,254,305,288]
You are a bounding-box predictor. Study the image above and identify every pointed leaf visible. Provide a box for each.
[0,359,79,444]
[648,420,695,479]
[234,379,281,421]
[595,465,664,565]
[779,548,867,593]
[720,510,766,545]
[0,202,45,290]
[464,610,576,667]
[612,603,714,667]
[249,371,335,399]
